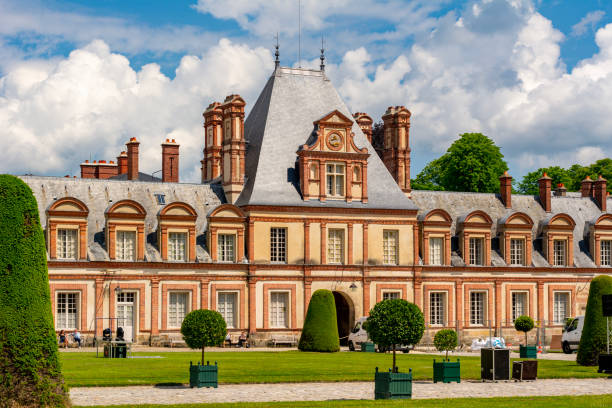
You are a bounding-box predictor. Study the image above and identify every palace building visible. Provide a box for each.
[20,63,612,346]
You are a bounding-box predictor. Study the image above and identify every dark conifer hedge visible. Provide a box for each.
[577,275,612,366]
[0,175,69,406]
[298,289,339,352]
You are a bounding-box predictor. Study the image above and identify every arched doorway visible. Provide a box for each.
[332,291,354,346]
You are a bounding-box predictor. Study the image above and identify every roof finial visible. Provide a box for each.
[320,36,325,72]
[274,32,280,69]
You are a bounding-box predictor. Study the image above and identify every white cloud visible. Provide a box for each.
[571,10,605,37]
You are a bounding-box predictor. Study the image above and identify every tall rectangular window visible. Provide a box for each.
[327,229,344,264]
[116,230,136,261]
[553,239,566,266]
[553,292,569,324]
[270,292,289,328]
[470,292,485,325]
[168,292,188,328]
[326,163,345,198]
[218,234,235,262]
[601,240,611,266]
[429,237,443,265]
[383,230,398,265]
[56,292,78,329]
[57,229,77,260]
[430,292,446,326]
[168,232,187,261]
[469,237,484,265]
[511,292,527,322]
[510,239,524,266]
[270,228,287,263]
[218,292,237,328]
[382,291,401,300]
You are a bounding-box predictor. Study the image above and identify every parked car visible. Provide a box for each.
[347,317,413,353]
[561,316,584,354]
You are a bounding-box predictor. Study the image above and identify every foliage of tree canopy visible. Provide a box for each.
[181,309,226,365]
[411,133,508,193]
[298,289,340,352]
[514,315,535,346]
[364,299,425,372]
[433,329,458,360]
[0,175,69,407]
[577,275,612,366]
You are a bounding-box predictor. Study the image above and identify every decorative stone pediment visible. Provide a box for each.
[299,110,368,155]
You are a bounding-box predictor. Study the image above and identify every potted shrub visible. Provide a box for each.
[181,309,226,388]
[432,329,460,383]
[365,299,424,399]
[515,315,537,358]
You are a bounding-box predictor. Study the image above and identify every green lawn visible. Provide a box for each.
[75,395,612,408]
[60,351,608,387]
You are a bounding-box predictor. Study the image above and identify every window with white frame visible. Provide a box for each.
[553,292,570,324]
[168,232,187,261]
[383,230,398,265]
[430,292,446,326]
[56,292,78,329]
[270,292,289,328]
[217,292,237,328]
[429,237,443,265]
[326,163,345,198]
[116,230,136,261]
[327,229,344,264]
[470,292,486,325]
[270,228,287,263]
[469,237,484,265]
[218,234,235,262]
[57,229,78,260]
[553,239,566,266]
[168,292,188,328]
[510,238,525,266]
[601,240,611,266]
[511,292,527,322]
[382,291,401,301]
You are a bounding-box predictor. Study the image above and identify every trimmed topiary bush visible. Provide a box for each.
[298,289,339,352]
[365,299,425,372]
[514,315,535,346]
[577,275,612,366]
[181,309,226,364]
[434,329,458,360]
[0,175,69,407]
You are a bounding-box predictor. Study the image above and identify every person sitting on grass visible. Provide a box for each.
[72,329,82,348]
[238,331,248,348]
[58,330,67,348]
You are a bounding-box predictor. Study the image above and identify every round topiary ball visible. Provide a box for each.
[577,275,612,366]
[514,315,534,346]
[434,329,458,360]
[181,309,227,365]
[298,289,339,352]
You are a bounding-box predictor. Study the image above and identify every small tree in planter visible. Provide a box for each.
[514,315,537,358]
[365,299,424,399]
[181,309,226,388]
[432,329,460,383]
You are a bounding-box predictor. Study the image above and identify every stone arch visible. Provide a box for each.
[332,290,355,346]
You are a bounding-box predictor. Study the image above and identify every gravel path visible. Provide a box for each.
[71,378,612,406]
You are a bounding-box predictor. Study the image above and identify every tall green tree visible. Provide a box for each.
[0,175,69,407]
[516,166,572,195]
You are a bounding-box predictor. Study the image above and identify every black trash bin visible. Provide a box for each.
[113,327,127,358]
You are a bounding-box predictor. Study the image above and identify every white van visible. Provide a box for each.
[561,316,584,354]
[348,317,369,351]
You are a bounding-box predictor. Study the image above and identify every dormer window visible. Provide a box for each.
[510,238,525,266]
[57,229,78,260]
[116,231,136,261]
[469,238,484,265]
[601,240,611,266]
[553,239,566,266]
[542,213,575,267]
[169,232,188,261]
[47,197,89,261]
[326,163,345,198]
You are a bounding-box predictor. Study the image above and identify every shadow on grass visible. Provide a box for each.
[154,383,187,388]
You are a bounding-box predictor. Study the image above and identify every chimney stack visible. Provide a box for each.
[554,183,567,197]
[499,171,512,208]
[594,175,607,212]
[117,151,128,175]
[538,172,552,212]
[126,137,140,181]
[80,160,97,178]
[382,106,412,196]
[581,176,594,197]
[353,112,373,144]
[162,138,180,183]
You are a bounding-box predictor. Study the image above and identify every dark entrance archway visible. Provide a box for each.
[332,291,354,346]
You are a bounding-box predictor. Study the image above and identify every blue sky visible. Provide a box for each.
[1,0,612,183]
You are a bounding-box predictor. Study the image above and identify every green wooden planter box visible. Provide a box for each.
[433,359,460,383]
[374,367,412,399]
[189,361,218,388]
[519,345,538,359]
[361,342,375,352]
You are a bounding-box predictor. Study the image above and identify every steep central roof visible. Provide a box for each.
[235,67,416,210]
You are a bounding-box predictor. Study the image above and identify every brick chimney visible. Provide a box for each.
[126,137,140,181]
[97,160,118,179]
[499,171,512,208]
[554,183,567,197]
[117,151,128,175]
[538,172,552,212]
[581,176,594,197]
[220,94,246,204]
[594,175,607,212]
[382,106,412,196]
[80,160,97,178]
[353,112,373,144]
[162,139,180,183]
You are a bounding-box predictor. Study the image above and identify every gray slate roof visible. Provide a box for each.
[235,67,416,210]
[411,190,612,268]
[20,175,224,262]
